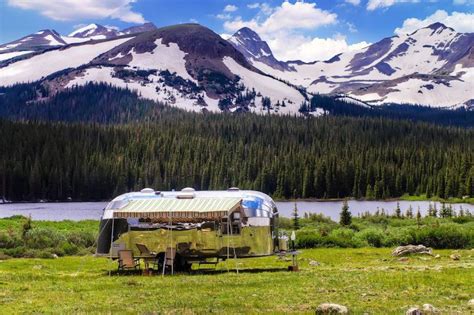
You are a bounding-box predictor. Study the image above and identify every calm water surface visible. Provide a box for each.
[1,200,473,221]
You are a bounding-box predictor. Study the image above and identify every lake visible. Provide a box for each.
[1,200,473,221]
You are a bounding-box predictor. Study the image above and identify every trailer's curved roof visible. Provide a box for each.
[102,189,276,220]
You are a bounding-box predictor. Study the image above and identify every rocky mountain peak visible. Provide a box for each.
[228,27,295,71]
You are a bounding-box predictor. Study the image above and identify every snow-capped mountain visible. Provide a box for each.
[0,24,305,114]
[228,27,294,72]
[247,22,473,108]
[0,22,472,113]
[0,29,67,61]
[120,22,157,35]
[68,24,119,40]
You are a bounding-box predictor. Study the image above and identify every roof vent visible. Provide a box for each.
[227,187,240,191]
[181,187,196,192]
[140,188,154,193]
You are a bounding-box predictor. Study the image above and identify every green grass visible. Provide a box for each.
[0,248,473,314]
[399,194,474,204]
[0,216,98,234]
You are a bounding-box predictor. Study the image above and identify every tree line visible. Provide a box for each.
[0,109,472,201]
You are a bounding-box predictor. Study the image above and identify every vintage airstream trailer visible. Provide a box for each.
[96,188,284,269]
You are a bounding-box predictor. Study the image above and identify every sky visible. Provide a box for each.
[0,0,473,62]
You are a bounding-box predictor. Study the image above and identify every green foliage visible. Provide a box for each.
[0,217,97,258]
[292,203,300,230]
[339,200,352,226]
[355,228,386,247]
[405,224,474,249]
[24,228,66,249]
[0,83,473,201]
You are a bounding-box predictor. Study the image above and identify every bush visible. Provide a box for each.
[326,228,363,248]
[406,224,474,249]
[3,246,27,258]
[24,228,66,249]
[296,230,325,248]
[355,228,386,247]
[61,242,79,255]
[0,231,22,249]
[66,231,95,248]
[383,227,412,247]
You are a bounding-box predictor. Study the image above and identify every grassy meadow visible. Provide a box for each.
[0,213,473,313]
[0,248,473,313]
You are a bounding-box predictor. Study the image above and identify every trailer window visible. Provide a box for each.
[221,212,241,235]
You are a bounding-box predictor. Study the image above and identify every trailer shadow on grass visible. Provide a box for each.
[107,267,289,276]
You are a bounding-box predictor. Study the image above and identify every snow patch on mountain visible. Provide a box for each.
[66,66,219,112]
[0,51,33,62]
[128,39,195,82]
[223,57,305,114]
[0,37,132,86]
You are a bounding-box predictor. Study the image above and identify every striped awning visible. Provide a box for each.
[113,197,242,220]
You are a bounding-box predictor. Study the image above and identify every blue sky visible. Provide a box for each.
[1,0,473,61]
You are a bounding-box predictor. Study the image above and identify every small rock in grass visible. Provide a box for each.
[422,304,439,314]
[468,299,474,307]
[450,254,461,261]
[434,254,440,259]
[52,254,58,259]
[309,260,320,266]
[406,307,422,315]
[316,303,348,314]
[392,245,433,257]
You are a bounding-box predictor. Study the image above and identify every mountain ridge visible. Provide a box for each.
[0,22,472,112]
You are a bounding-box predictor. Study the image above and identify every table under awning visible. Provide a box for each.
[112,197,242,221]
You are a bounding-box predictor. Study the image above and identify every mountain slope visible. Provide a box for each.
[68,24,118,40]
[0,24,306,114]
[249,23,473,108]
[0,22,471,112]
[0,29,67,62]
[228,27,294,71]
[120,22,157,35]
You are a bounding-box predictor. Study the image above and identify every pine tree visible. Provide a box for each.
[416,209,422,227]
[292,202,300,230]
[339,199,352,226]
[395,202,402,218]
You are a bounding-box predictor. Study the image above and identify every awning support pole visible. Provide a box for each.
[109,217,115,277]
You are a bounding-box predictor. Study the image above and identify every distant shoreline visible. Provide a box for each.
[2,195,473,205]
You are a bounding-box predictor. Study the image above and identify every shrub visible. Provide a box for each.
[296,230,324,248]
[326,228,363,248]
[355,228,386,247]
[0,231,22,249]
[61,242,79,255]
[66,231,95,248]
[24,228,66,249]
[0,251,11,260]
[383,227,412,247]
[406,224,474,249]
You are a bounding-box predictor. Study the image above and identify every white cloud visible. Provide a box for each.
[394,10,474,34]
[267,33,369,62]
[367,0,419,11]
[247,2,274,15]
[223,1,368,62]
[345,0,361,5]
[224,4,238,12]
[7,0,145,23]
[216,13,232,20]
[347,22,357,33]
[224,1,337,34]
